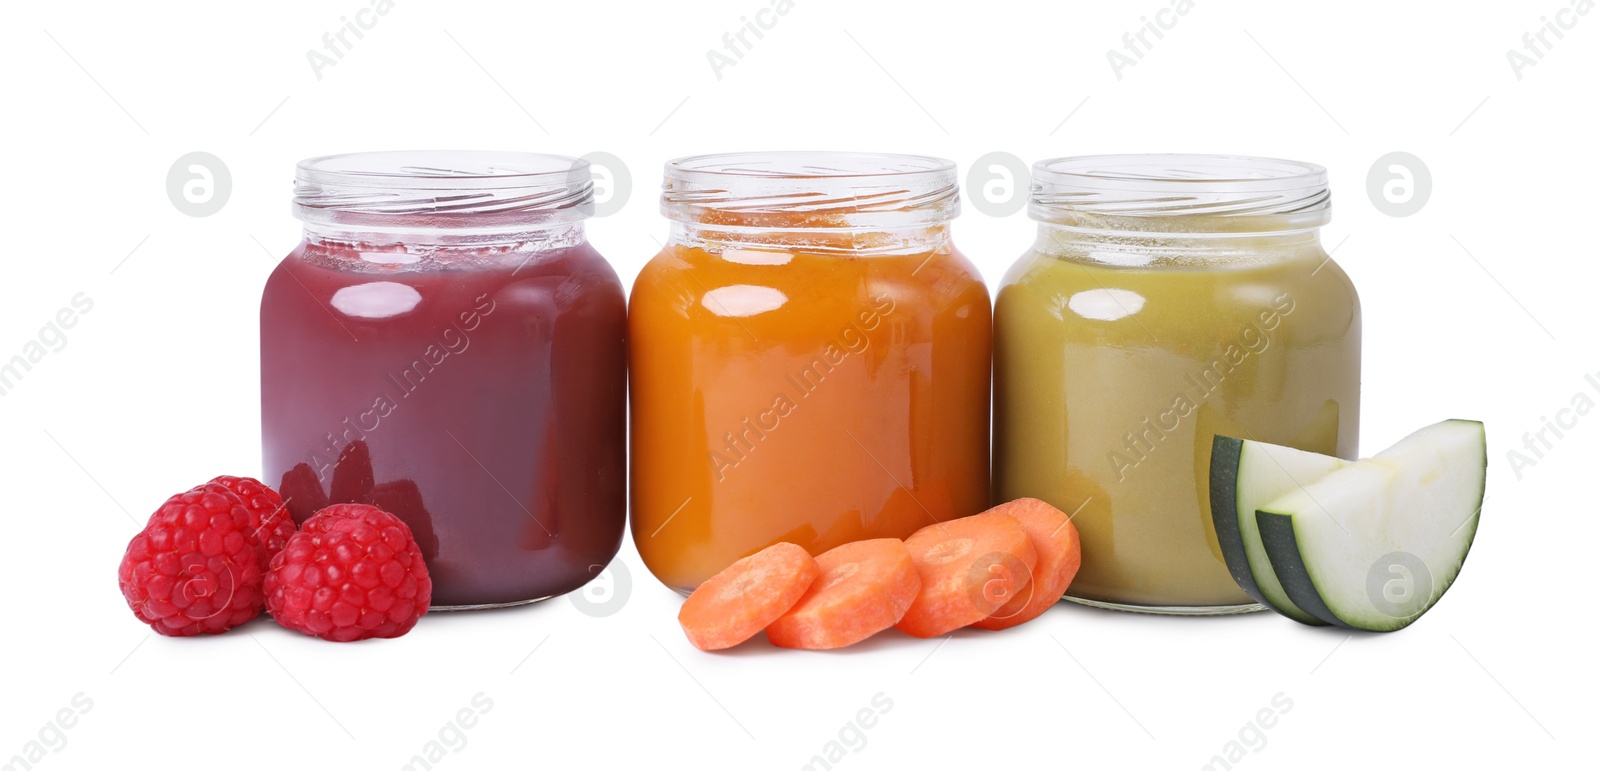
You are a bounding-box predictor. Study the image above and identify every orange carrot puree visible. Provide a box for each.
[630,239,990,592]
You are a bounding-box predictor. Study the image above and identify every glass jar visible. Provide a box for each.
[630,152,992,593]
[995,154,1361,614]
[260,151,627,609]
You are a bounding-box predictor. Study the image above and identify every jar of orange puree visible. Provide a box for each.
[631,152,992,593]
[995,154,1361,614]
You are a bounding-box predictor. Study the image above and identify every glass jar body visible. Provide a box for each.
[630,226,992,593]
[260,230,627,609]
[994,226,1361,612]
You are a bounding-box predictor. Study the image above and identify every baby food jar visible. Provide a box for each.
[630,152,992,593]
[260,151,627,609]
[995,154,1360,614]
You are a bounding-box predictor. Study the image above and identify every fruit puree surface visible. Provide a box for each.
[261,239,626,608]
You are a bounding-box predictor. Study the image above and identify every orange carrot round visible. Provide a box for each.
[766,539,921,650]
[973,498,1081,631]
[678,542,819,651]
[894,511,1038,638]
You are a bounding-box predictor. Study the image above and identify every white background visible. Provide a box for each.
[1,0,1593,768]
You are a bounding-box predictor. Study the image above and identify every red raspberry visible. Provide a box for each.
[118,486,264,636]
[206,475,295,567]
[265,504,431,642]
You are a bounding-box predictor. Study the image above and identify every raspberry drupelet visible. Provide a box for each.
[206,475,295,567]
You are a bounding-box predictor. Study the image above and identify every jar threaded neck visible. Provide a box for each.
[1029,154,1330,234]
[293,151,596,235]
[661,151,959,229]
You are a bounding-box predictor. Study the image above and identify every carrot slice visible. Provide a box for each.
[766,539,921,650]
[894,511,1038,638]
[678,542,819,651]
[972,498,1081,631]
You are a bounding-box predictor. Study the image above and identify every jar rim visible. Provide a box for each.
[661,151,959,227]
[1030,153,1330,230]
[666,151,955,179]
[294,150,594,225]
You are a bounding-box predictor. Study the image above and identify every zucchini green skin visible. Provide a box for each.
[1208,436,1266,603]
[1208,435,1326,625]
[1254,510,1352,629]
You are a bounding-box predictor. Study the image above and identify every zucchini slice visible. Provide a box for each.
[1255,420,1486,632]
[1209,435,1348,625]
